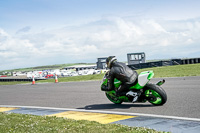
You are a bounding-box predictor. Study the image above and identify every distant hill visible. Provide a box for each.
[0,63,95,73]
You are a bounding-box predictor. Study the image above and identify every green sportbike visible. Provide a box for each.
[101,71,167,106]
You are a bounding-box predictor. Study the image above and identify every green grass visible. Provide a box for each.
[1,63,200,85]
[0,81,30,85]
[0,112,166,133]
[41,73,105,83]
[136,63,200,78]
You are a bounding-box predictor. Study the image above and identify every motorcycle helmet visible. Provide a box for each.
[106,56,117,69]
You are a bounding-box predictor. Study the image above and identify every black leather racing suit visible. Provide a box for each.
[107,61,138,96]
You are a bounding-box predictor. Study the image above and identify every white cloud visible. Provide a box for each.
[1,16,200,70]
[16,26,31,34]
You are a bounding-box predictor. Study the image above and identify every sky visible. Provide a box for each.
[1,0,200,70]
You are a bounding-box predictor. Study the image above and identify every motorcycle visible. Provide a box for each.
[101,71,167,106]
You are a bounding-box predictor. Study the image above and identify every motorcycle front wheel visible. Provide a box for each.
[105,92,123,104]
[144,83,167,106]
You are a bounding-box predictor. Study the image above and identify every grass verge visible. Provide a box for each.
[0,112,166,133]
[136,63,200,78]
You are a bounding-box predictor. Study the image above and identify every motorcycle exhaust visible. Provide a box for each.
[156,79,165,86]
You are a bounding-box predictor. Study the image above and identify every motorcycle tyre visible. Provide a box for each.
[105,92,123,104]
[144,83,167,106]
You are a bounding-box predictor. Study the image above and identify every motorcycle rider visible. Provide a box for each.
[102,56,140,102]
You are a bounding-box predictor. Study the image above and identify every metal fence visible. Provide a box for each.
[128,58,200,70]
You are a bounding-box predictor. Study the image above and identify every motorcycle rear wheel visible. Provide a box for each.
[144,83,167,106]
[105,92,123,104]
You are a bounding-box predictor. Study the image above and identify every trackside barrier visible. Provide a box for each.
[128,58,200,70]
[0,78,46,82]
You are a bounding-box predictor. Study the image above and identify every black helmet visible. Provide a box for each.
[106,56,117,69]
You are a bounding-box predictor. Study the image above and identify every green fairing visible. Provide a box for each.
[130,83,143,90]
[147,71,154,80]
[102,78,108,85]
[114,78,121,88]
[139,71,154,80]
[106,91,130,102]
[102,78,121,89]
[118,96,129,102]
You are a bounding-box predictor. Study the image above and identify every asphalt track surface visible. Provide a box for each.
[0,76,200,119]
